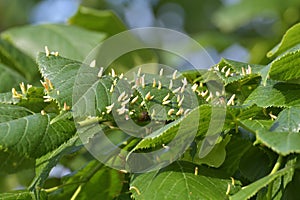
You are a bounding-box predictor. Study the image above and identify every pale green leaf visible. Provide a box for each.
[2,24,106,61]
[0,92,19,104]
[212,0,281,32]
[268,23,300,58]
[68,6,127,36]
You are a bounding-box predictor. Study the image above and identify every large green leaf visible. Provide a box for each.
[0,104,76,158]
[131,161,238,200]
[243,80,300,107]
[230,166,294,200]
[268,23,300,58]
[68,6,127,36]
[0,38,38,81]
[2,24,106,61]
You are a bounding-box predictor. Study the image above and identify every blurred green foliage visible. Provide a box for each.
[1,0,299,64]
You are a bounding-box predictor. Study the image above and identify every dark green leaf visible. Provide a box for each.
[230,167,294,200]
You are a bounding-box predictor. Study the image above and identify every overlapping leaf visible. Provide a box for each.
[230,166,294,200]
[269,49,300,81]
[0,38,38,81]
[2,24,106,61]
[0,63,25,93]
[243,80,300,107]
[215,58,263,85]
[268,23,300,58]
[0,104,76,158]
[51,160,124,200]
[257,107,300,156]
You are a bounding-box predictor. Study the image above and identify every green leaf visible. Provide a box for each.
[0,104,33,122]
[131,105,211,151]
[282,170,300,199]
[0,105,76,158]
[50,160,124,200]
[196,135,231,167]
[268,23,300,58]
[2,24,106,61]
[217,135,252,176]
[0,190,35,200]
[270,106,300,132]
[68,6,127,36]
[0,63,25,93]
[131,161,237,200]
[0,38,38,81]
[29,135,81,190]
[229,167,294,200]
[239,146,274,182]
[256,107,300,155]
[37,52,117,114]
[215,58,263,85]
[37,53,81,106]
[0,92,19,104]
[243,80,300,107]
[268,49,300,81]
